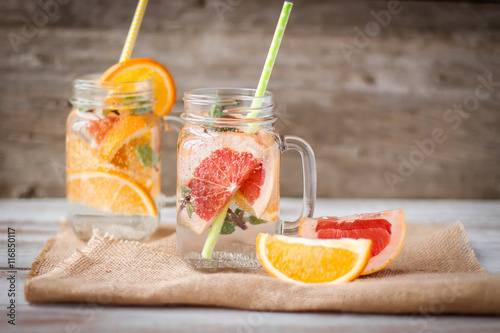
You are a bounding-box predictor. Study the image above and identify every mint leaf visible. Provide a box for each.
[137,145,153,168]
[210,105,224,118]
[234,208,246,225]
[137,144,159,168]
[180,186,192,197]
[234,208,244,220]
[213,127,238,133]
[220,221,235,235]
[249,216,267,225]
[133,107,151,115]
[185,202,196,218]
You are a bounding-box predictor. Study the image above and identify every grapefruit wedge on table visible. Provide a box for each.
[256,233,372,284]
[177,131,277,234]
[299,209,406,275]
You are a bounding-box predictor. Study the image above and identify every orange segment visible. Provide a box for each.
[100,115,151,160]
[110,131,160,195]
[98,115,159,194]
[67,170,157,216]
[256,233,371,284]
[100,58,176,117]
[66,134,111,172]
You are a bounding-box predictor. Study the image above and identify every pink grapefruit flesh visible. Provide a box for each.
[237,163,264,206]
[233,130,279,218]
[188,148,260,222]
[316,218,392,257]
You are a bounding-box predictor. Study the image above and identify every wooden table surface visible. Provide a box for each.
[1,198,499,332]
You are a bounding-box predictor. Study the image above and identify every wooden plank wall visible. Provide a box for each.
[1,0,499,199]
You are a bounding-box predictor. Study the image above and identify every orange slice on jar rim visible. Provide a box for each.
[100,58,176,117]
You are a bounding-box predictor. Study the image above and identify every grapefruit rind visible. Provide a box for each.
[232,131,280,219]
[362,209,405,275]
[256,233,371,284]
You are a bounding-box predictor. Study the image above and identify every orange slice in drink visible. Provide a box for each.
[99,115,159,193]
[66,134,111,172]
[256,233,371,284]
[100,58,176,117]
[67,170,157,216]
[100,115,151,160]
[232,130,279,219]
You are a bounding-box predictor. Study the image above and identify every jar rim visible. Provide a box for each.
[72,74,154,89]
[182,87,276,126]
[183,88,273,105]
[70,74,155,113]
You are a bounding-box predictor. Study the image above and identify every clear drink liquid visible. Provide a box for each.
[177,204,280,271]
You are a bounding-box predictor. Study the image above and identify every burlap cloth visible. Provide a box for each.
[25,221,500,314]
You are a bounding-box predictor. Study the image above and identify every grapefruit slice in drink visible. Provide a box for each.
[232,130,279,219]
[232,157,279,219]
[178,131,277,234]
[299,209,406,275]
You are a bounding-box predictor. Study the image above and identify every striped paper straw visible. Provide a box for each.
[119,0,149,63]
[248,1,293,117]
[201,2,294,260]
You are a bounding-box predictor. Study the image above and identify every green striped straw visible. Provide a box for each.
[248,1,293,118]
[201,1,293,260]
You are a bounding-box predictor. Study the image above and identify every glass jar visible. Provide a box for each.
[177,88,316,271]
[67,75,161,241]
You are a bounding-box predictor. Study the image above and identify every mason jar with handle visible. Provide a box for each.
[176,88,316,271]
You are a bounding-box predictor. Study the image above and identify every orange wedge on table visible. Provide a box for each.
[256,233,371,284]
[67,170,157,217]
[100,58,176,117]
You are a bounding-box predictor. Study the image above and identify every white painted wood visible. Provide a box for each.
[0,199,499,332]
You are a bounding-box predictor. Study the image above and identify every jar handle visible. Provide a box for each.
[281,135,317,235]
[157,115,184,207]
